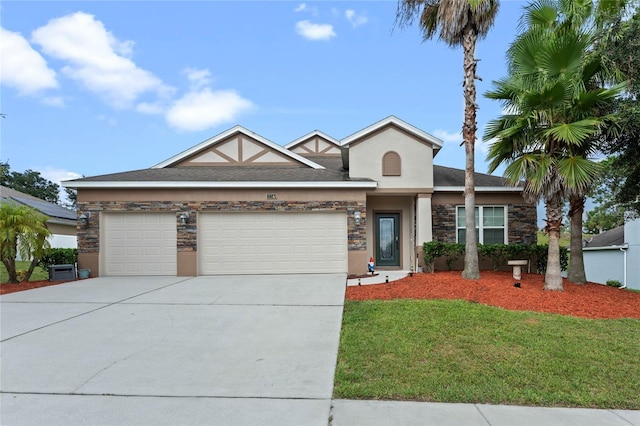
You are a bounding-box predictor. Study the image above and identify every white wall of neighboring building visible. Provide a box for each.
[583,248,625,286]
[49,234,77,249]
[583,218,640,290]
[624,219,640,290]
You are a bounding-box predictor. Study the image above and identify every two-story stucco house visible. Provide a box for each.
[63,116,537,277]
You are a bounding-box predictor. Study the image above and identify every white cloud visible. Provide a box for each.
[136,102,165,115]
[97,115,117,126]
[295,20,336,41]
[31,12,173,109]
[41,96,65,107]
[0,27,58,95]
[433,129,462,144]
[345,10,368,27]
[40,166,83,204]
[166,88,253,132]
[42,166,83,186]
[294,3,318,15]
[184,67,213,91]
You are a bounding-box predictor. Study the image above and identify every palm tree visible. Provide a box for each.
[484,4,624,290]
[0,202,51,283]
[396,0,499,280]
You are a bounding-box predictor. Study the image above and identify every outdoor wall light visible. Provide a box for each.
[78,212,90,226]
[179,212,189,225]
[354,211,362,225]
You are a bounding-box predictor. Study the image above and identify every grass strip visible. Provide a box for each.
[334,299,640,409]
[1,260,49,283]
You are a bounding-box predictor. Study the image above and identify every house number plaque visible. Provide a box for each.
[266,193,277,200]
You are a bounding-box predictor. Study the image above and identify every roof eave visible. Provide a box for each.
[340,116,444,149]
[580,243,629,251]
[63,181,377,189]
[433,186,523,192]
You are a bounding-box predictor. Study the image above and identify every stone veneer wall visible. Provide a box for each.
[431,203,537,244]
[77,200,367,254]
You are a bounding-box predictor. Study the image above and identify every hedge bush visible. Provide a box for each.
[39,248,78,272]
[423,241,568,274]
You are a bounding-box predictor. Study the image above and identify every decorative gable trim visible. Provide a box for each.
[152,126,325,169]
[340,116,444,154]
[285,131,341,156]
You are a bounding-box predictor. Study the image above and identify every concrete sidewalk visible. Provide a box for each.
[331,400,640,426]
[346,270,410,286]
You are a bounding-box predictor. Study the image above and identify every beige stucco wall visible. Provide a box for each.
[367,195,414,271]
[47,223,76,236]
[348,126,434,189]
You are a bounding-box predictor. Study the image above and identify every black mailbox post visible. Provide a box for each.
[49,264,76,281]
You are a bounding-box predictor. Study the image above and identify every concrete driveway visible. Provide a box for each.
[1,274,346,425]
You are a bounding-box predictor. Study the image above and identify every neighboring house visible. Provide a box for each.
[63,116,537,277]
[582,218,640,290]
[0,185,77,249]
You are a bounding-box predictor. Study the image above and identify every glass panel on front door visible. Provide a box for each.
[376,213,400,267]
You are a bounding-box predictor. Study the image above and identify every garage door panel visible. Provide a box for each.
[199,212,347,274]
[102,213,177,276]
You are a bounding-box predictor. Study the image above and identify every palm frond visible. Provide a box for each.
[557,155,601,193]
[520,0,558,31]
[543,118,601,144]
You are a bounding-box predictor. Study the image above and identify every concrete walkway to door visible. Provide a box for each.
[1,274,346,425]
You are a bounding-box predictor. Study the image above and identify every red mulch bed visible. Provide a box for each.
[0,280,70,295]
[346,271,640,320]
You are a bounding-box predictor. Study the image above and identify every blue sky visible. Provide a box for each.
[1,1,527,190]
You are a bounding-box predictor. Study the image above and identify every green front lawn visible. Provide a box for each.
[1,260,49,283]
[334,299,640,409]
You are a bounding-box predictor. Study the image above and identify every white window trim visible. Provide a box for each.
[456,205,508,244]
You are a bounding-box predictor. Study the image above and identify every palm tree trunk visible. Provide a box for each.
[568,194,587,284]
[2,258,18,284]
[544,197,564,291]
[461,24,480,280]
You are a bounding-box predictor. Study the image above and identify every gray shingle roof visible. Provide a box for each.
[583,226,625,248]
[67,162,516,189]
[434,165,515,187]
[72,165,371,183]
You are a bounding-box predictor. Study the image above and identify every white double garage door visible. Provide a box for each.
[102,211,347,276]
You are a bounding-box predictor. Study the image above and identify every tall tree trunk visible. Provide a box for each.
[544,197,564,291]
[461,25,480,280]
[568,194,587,284]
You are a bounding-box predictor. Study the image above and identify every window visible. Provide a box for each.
[382,151,401,176]
[456,206,506,244]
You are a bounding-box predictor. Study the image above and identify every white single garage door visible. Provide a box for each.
[102,213,177,276]
[199,212,347,274]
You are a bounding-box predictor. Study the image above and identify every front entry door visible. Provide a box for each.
[375,213,400,267]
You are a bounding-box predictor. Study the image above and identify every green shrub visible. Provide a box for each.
[606,280,622,288]
[39,248,78,271]
[423,242,568,273]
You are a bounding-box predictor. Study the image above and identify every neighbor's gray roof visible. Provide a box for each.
[0,185,76,223]
[583,226,625,248]
[433,165,516,188]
